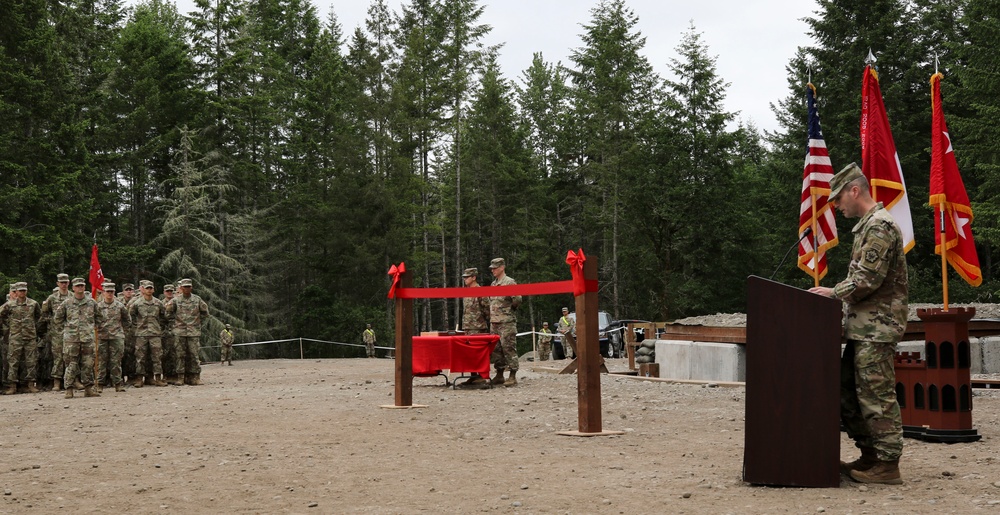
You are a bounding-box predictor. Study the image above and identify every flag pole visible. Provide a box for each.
[940,204,949,311]
[810,192,820,287]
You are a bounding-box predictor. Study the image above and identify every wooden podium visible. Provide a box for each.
[742,276,842,487]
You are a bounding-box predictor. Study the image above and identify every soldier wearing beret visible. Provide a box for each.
[809,163,908,485]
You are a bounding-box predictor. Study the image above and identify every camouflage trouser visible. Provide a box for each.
[162,333,176,376]
[96,338,125,387]
[1,336,7,385]
[64,339,96,387]
[176,336,202,375]
[490,321,518,373]
[135,336,164,376]
[561,332,577,359]
[364,341,374,358]
[50,331,66,383]
[221,343,233,363]
[6,336,39,384]
[538,338,551,361]
[841,339,904,461]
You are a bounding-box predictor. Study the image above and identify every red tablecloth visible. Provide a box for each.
[412,334,500,376]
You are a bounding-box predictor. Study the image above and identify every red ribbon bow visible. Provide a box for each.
[387,262,406,298]
[565,249,586,296]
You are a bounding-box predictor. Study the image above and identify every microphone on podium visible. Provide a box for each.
[769,227,813,281]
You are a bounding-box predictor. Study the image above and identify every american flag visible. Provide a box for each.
[797,83,838,283]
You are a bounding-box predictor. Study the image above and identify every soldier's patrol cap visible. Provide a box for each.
[123,283,134,291]
[828,162,866,202]
[562,306,569,312]
[543,321,549,326]
[489,258,505,269]
[8,284,14,292]
[57,273,70,282]
[179,278,193,287]
[462,267,478,277]
[15,282,27,291]
[226,323,231,329]
[102,282,116,292]
[163,283,175,292]
[139,280,154,288]
[71,277,86,286]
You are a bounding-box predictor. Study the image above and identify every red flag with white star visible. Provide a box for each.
[930,72,982,287]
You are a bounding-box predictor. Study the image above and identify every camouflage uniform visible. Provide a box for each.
[118,285,138,383]
[130,287,167,381]
[1,286,13,384]
[56,287,105,390]
[96,288,131,389]
[164,279,209,381]
[40,278,71,388]
[220,326,234,364]
[833,202,908,462]
[160,285,178,381]
[462,293,490,335]
[362,326,376,358]
[489,260,521,374]
[557,310,577,359]
[537,325,553,361]
[0,284,42,391]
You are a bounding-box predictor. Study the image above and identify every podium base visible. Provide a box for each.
[556,429,626,437]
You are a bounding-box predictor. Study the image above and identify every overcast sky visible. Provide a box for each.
[168,0,821,134]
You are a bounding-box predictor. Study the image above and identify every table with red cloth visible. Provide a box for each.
[412,334,500,383]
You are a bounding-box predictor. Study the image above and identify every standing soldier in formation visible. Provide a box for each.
[118,283,138,386]
[219,324,234,365]
[459,267,490,386]
[40,274,72,390]
[1,284,14,384]
[488,258,521,387]
[95,282,131,392]
[0,282,43,394]
[537,321,553,361]
[165,278,209,385]
[160,284,181,385]
[362,323,376,358]
[55,277,104,398]
[130,280,168,386]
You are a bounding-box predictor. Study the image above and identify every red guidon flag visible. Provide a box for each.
[860,64,914,252]
[929,72,982,286]
[798,83,838,281]
[89,244,104,299]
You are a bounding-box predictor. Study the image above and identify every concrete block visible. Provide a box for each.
[654,340,745,382]
[980,337,1000,375]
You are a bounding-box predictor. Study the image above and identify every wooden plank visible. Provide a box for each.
[608,373,744,388]
[393,270,414,407]
[575,256,602,433]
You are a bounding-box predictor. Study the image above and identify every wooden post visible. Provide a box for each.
[575,256,601,432]
[394,269,414,407]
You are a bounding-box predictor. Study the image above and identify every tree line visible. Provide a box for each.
[1,0,997,348]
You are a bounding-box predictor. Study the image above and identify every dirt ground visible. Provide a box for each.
[2,357,1000,514]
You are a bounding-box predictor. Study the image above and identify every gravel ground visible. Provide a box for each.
[2,358,1000,513]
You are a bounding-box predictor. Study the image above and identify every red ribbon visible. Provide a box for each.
[387,262,406,298]
[566,248,586,296]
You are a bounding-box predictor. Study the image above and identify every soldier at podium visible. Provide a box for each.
[808,163,907,485]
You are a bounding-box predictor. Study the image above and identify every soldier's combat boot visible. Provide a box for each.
[133,376,144,388]
[53,378,63,391]
[491,369,506,385]
[152,374,167,387]
[503,370,518,387]
[26,382,40,394]
[84,385,101,397]
[2,384,15,395]
[840,446,878,476]
[849,460,902,485]
[64,388,74,399]
[168,375,184,386]
[73,379,85,390]
[190,374,203,386]
[228,361,232,366]
[115,383,126,392]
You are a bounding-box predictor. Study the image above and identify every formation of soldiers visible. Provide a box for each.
[0,274,209,399]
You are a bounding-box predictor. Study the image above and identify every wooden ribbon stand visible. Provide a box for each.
[382,256,622,437]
